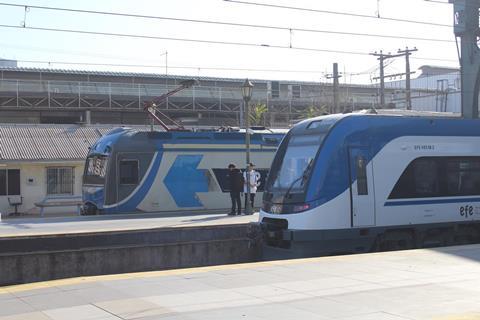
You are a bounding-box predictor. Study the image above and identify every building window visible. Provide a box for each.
[292,85,301,99]
[388,157,480,199]
[271,81,280,98]
[119,160,139,185]
[0,169,20,196]
[47,167,74,195]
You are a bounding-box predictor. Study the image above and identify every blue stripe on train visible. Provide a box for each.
[384,197,480,206]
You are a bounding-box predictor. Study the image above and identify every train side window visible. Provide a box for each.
[389,157,440,199]
[119,160,139,185]
[356,156,368,195]
[446,158,480,196]
[413,159,439,196]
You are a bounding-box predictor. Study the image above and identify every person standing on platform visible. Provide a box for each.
[243,163,261,214]
[227,163,243,215]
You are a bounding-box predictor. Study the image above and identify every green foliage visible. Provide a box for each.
[249,103,268,125]
[304,105,328,119]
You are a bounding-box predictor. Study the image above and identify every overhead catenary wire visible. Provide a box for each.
[223,0,452,28]
[0,2,455,43]
[0,24,459,63]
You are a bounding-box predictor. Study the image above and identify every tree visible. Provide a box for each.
[304,105,329,119]
[249,103,268,126]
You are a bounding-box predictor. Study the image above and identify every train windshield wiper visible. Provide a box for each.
[283,159,313,199]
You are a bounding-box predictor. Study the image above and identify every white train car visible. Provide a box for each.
[260,110,480,257]
[82,128,285,214]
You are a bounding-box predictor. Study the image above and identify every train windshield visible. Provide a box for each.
[83,155,109,185]
[269,134,325,193]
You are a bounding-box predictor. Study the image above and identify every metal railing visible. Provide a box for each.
[0,78,393,111]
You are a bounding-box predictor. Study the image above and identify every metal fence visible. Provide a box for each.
[0,78,383,111]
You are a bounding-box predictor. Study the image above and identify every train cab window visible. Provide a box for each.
[84,156,108,185]
[86,156,108,178]
[356,156,368,195]
[119,160,139,185]
[270,135,324,192]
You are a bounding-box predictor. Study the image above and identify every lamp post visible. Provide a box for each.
[242,79,254,215]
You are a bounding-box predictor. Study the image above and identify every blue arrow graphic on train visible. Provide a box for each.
[164,155,209,207]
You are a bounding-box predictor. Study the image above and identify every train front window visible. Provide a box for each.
[84,155,108,185]
[270,134,324,193]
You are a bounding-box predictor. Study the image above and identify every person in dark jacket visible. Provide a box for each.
[227,163,243,215]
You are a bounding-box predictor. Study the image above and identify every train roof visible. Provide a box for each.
[290,109,479,137]
[352,109,460,118]
[89,126,287,155]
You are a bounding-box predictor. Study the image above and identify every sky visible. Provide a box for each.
[0,0,457,84]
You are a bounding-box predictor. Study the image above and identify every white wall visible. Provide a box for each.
[386,71,461,113]
[0,161,84,216]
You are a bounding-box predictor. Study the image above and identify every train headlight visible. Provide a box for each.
[267,203,310,214]
[292,203,310,213]
[270,204,282,214]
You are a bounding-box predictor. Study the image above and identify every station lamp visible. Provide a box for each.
[241,79,254,215]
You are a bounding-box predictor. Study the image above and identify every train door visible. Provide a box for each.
[348,147,375,227]
[115,152,154,212]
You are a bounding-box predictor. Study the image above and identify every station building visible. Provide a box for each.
[0,124,122,216]
[0,61,405,128]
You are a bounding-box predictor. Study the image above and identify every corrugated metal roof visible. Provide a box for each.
[0,124,144,162]
[0,66,276,84]
[0,66,383,89]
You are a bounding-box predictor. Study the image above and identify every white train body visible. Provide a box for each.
[260,113,480,256]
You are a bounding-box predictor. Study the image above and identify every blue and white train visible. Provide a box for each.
[82,128,285,215]
[260,111,480,257]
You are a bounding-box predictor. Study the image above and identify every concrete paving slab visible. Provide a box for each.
[95,298,172,319]
[231,284,295,298]
[226,302,331,320]
[0,311,51,320]
[0,298,35,317]
[42,305,111,320]
[10,286,62,298]
[286,296,377,318]
[19,290,88,311]
[336,312,412,320]
[0,292,15,301]
[2,245,480,319]
[66,284,134,304]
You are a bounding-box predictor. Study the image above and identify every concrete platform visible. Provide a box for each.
[0,212,257,237]
[0,213,261,286]
[2,244,480,320]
